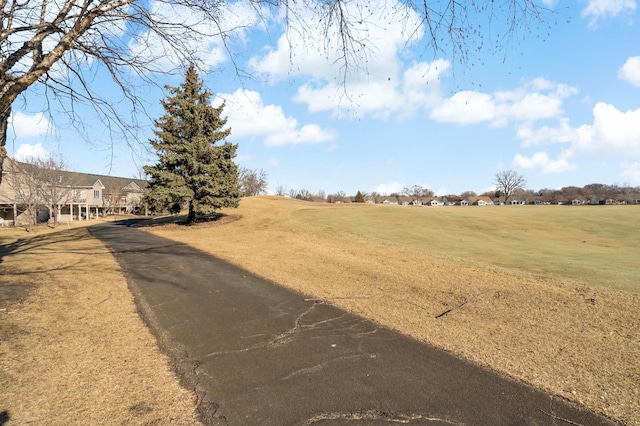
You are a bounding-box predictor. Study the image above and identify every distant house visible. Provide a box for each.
[587,196,601,205]
[510,199,525,205]
[380,196,398,205]
[442,197,461,206]
[465,196,494,206]
[604,198,627,205]
[0,157,147,226]
[397,196,413,206]
[426,198,443,206]
[571,199,584,206]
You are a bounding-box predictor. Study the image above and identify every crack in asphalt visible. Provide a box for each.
[268,305,352,347]
[197,302,353,360]
[301,410,463,424]
[280,355,366,381]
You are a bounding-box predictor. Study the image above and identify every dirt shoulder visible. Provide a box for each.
[0,223,201,425]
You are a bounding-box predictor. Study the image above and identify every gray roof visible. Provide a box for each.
[57,170,147,192]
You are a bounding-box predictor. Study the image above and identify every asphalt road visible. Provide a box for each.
[90,220,617,426]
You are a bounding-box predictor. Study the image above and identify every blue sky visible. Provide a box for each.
[7,0,640,196]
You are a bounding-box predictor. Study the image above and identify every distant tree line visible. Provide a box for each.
[272,181,640,205]
[222,166,640,206]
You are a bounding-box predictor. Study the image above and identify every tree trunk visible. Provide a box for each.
[187,201,196,224]
[0,107,10,184]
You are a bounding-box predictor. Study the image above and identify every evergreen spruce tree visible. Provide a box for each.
[143,65,240,224]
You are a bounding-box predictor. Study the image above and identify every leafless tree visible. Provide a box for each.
[36,156,75,228]
[561,186,582,202]
[275,184,287,196]
[0,0,259,181]
[402,184,433,204]
[459,190,477,199]
[326,190,344,203]
[620,183,637,203]
[296,188,313,201]
[538,188,560,204]
[582,183,608,203]
[494,169,526,204]
[103,185,125,218]
[8,158,41,231]
[7,155,75,229]
[604,184,623,201]
[517,188,536,203]
[0,0,551,181]
[239,167,268,197]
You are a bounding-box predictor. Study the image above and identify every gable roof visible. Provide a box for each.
[1,156,147,192]
[63,171,147,191]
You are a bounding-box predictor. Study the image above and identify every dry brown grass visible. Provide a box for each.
[146,197,640,426]
[0,221,201,425]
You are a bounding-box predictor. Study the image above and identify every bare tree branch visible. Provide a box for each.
[0,0,552,182]
[494,169,527,204]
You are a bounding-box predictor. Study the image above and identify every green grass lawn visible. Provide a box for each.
[293,204,640,294]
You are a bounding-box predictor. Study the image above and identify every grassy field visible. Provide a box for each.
[146,197,640,425]
[293,202,640,293]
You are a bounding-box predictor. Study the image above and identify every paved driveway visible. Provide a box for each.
[90,221,616,426]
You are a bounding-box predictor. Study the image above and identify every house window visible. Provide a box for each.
[94,190,100,199]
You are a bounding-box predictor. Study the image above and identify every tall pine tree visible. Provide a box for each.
[143,65,240,224]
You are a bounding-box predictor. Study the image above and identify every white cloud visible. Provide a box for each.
[517,118,579,147]
[214,89,337,147]
[294,80,401,118]
[618,56,640,87]
[431,78,577,127]
[14,143,49,161]
[373,181,405,195]
[9,112,52,138]
[250,0,423,83]
[513,152,550,169]
[516,103,640,168]
[582,0,636,26]
[250,0,440,119]
[495,80,577,125]
[513,152,576,173]
[570,102,640,157]
[494,92,563,125]
[294,59,450,119]
[430,91,495,125]
[265,124,337,147]
[402,61,449,108]
[128,0,261,71]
